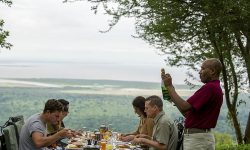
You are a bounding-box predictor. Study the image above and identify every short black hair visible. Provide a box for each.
[43,99,64,113]
[58,99,69,112]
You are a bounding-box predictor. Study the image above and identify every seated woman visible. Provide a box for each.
[120,96,154,142]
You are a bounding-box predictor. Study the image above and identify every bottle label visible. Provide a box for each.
[161,86,171,101]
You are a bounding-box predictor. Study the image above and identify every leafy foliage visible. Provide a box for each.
[0,0,12,6]
[215,131,235,146]
[216,144,250,150]
[0,0,12,50]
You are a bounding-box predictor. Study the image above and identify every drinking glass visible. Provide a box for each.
[100,140,106,150]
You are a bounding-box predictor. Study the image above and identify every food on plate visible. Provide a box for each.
[70,139,77,143]
[66,141,83,149]
[116,144,130,148]
[66,144,79,148]
[71,141,83,147]
[68,136,85,145]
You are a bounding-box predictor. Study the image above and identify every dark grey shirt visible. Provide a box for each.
[150,111,178,150]
[19,113,46,150]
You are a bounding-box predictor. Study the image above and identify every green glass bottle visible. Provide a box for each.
[161,68,171,101]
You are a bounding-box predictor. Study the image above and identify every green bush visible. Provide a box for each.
[216,144,250,150]
[214,131,235,145]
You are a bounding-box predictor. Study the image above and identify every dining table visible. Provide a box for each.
[50,131,148,150]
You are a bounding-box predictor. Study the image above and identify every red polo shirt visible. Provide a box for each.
[184,80,223,129]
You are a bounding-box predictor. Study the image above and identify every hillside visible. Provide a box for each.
[0,78,249,139]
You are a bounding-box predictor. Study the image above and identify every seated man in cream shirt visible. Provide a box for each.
[132,95,178,150]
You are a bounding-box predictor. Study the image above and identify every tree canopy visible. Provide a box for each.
[0,0,12,50]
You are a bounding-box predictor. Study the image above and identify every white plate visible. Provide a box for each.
[114,141,130,145]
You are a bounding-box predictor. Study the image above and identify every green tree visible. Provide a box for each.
[63,0,250,144]
[0,0,12,50]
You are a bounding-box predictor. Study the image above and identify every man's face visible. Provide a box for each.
[199,60,213,83]
[144,101,156,118]
[49,111,62,125]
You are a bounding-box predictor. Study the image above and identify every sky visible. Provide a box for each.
[0,0,195,83]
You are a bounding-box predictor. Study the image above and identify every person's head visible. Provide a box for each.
[144,95,163,118]
[132,96,147,117]
[58,99,69,119]
[199,58,222,83]
[43,99,64,125]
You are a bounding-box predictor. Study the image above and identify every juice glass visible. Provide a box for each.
[100,140,106,150]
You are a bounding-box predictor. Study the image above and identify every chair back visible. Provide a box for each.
[1,116,24,150]
[3,125,18,150]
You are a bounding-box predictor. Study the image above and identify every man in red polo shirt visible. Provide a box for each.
[161,58,223,150]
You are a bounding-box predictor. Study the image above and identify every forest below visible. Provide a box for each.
[0,78,249,145]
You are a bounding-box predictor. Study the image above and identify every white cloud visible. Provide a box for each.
[0,0,191,83]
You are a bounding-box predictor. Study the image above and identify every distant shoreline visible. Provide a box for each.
[0,78,196,96]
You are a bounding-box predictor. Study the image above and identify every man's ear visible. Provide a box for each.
[210,68,217,76]
[153,105,158,111]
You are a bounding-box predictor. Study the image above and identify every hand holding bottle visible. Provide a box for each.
[161,69,173,87]
[161,68,171,101]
